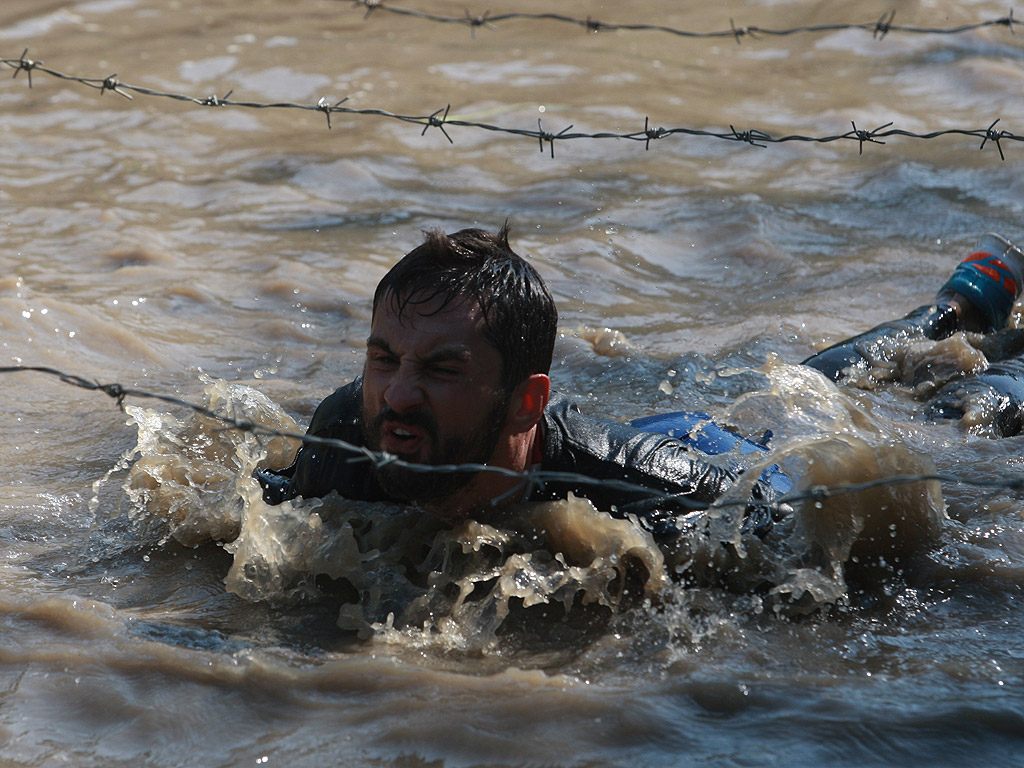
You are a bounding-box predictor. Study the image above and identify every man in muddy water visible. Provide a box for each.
[258,223,781,540]
[257,225,1024,540]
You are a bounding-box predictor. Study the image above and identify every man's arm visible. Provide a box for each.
[534,393,780,537]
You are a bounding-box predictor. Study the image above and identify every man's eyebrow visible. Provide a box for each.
[365,335,393,353]
[420,346,472,365]
[365,336,472,364]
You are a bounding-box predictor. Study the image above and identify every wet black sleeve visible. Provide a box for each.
[534,394,744,515]
[255,378,383,504]
[926,357,1024,437]
[802,303,959,381]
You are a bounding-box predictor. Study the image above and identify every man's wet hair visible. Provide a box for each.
[372,223,557,393]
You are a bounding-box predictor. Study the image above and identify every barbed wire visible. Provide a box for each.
[2,51,1021,158]
[5,365,1024,516]
[349,2,1017,44]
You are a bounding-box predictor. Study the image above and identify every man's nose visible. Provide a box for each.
[383,365,425,412]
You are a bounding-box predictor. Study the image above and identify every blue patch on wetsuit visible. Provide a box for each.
[630,411,793,495]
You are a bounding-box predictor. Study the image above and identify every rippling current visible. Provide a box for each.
[3,0,1024,765]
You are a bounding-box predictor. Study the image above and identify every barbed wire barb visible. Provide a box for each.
[11,48,38,87]
[357,0,382,19]
[642,117,667,150]
[100,75,132,100]
[729,125,770,148]
[849,120,892,154]
[464,9,496,37]
[873,10,897,40]
[422,104,453,143]
[536,119,573,157]
[980,118,1008,160]
[202,89,234,107]
[317,96,348,129]
[729,18,757,45]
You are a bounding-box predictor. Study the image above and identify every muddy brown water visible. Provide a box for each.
[2,0,1024,765]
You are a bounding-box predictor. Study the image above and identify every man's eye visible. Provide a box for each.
[368,354,397,368]
[429,366,460,377]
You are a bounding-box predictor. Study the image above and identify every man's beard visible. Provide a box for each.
[362,394,510,505]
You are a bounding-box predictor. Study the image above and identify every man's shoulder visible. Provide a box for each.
[540,390,642,460]
[543,390,643,438]
[539,389,700,473]
[307,377,364,436]
[543,389,578,419]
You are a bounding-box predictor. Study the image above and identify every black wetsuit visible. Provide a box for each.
[256,378,781,538]
[925,358,1024,437]
[801,303,960,382]
[803,302,1024,436]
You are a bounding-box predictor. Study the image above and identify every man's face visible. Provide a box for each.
[361,293,510,504]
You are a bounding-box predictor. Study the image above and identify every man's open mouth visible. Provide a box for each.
[382,423,428,456]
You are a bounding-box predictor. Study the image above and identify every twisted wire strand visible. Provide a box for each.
[4,365,1018,514]
[349,2,1017,43]
[2,52,1021,158]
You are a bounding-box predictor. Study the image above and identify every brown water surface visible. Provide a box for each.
[3,1,1024,765]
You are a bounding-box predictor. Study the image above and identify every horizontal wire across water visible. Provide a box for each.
[349,1,1016,42]
[3,365,1014,513]
[2,44,1021,158]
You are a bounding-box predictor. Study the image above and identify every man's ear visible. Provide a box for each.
[507,374,550,432]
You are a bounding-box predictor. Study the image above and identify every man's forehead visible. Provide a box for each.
[375,290,484,326]
[368,291,504,369]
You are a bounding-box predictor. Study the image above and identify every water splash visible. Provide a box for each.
[99,373,951,653]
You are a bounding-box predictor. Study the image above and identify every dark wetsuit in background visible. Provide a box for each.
[925,357,1024,437]
[256,379,781,538]
[803,302,1024,437]
[801,304,960,382]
